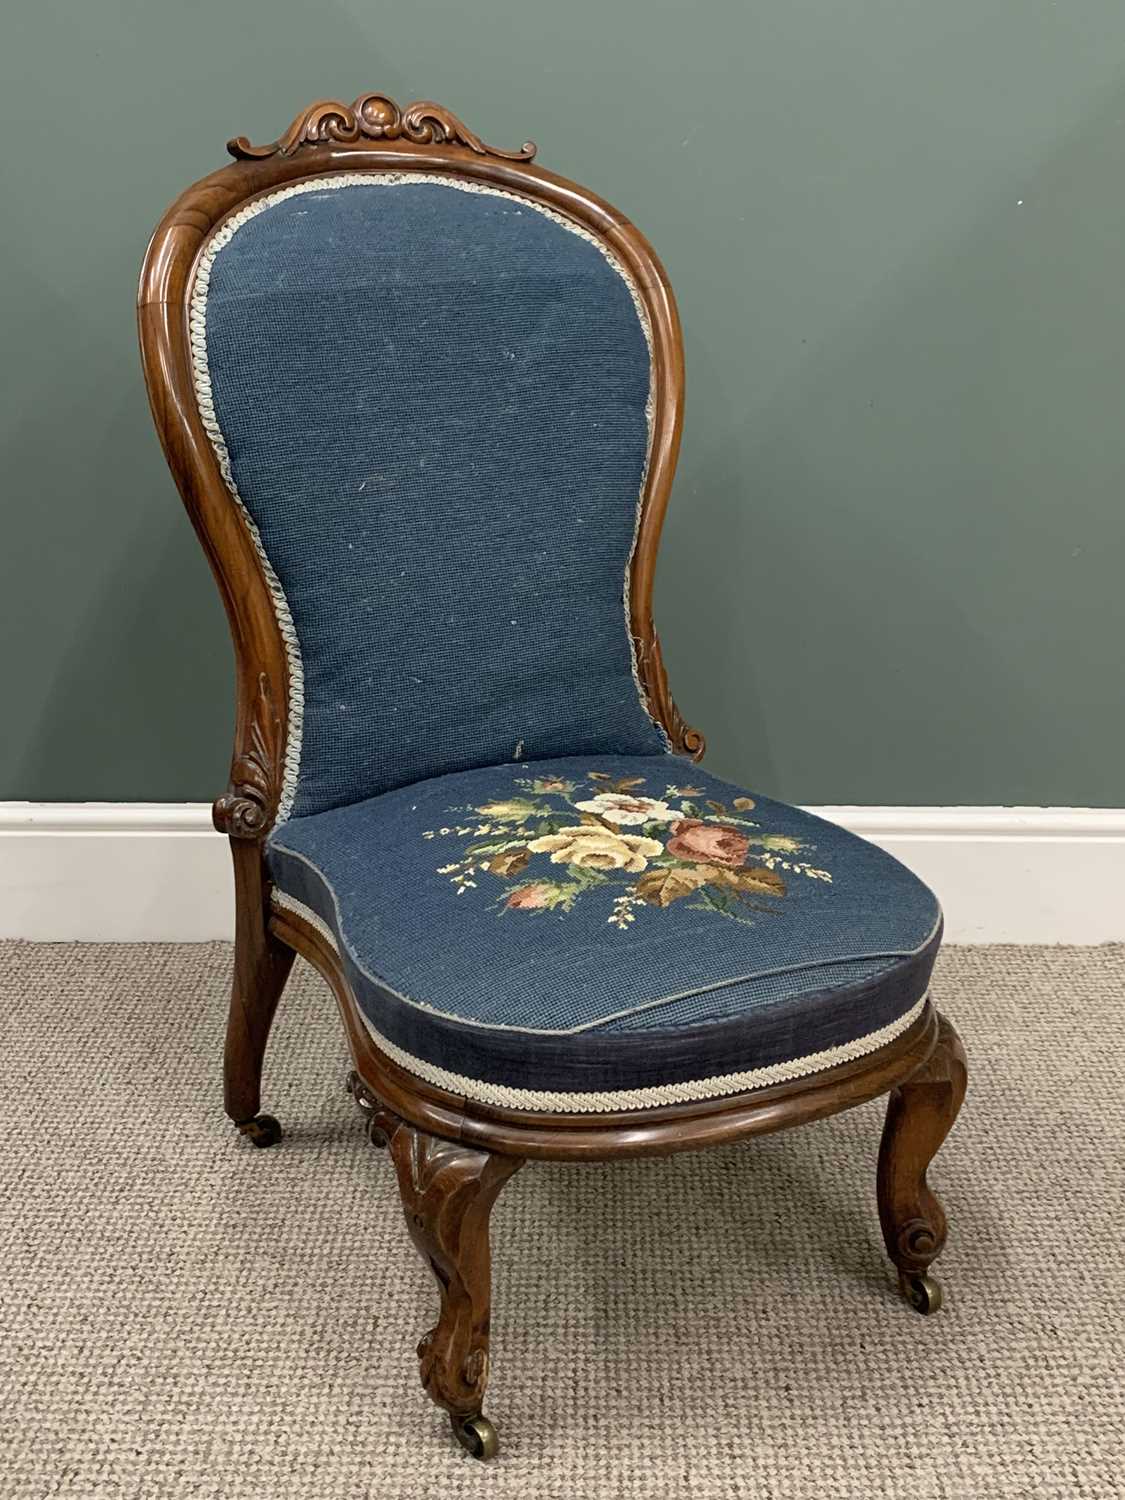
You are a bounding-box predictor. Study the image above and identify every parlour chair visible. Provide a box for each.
[138,93,967,1460]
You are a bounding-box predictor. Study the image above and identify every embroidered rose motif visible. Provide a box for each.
[506,882,559,909]
[574,792,678,826]
[528,826,663,872]
[666,819,750,868]
[426,770,832,927]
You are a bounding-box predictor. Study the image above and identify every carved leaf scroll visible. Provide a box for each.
[638,630,706,760]
[877,1013,968,1279]
[346,1074,523,1422]
[212,671,282,839]
[228,92,536,163]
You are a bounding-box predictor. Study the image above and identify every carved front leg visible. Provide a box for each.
[216,672,293,1147]
[347,1075,523,1458]
[877,1011,968,1313]
[223,841,294,1144]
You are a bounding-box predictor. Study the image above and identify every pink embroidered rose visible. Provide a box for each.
[505,883,556,909]
[666,819,750,869]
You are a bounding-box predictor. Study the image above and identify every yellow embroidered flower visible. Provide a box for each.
[528,825,664,873]
[574,792,678,826]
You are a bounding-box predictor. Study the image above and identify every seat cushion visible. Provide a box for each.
[267,756,941,1113]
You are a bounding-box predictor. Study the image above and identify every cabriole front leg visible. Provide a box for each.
[348,1076,524,1458]
[222,841,294,1147]
[877,1010,968,1313]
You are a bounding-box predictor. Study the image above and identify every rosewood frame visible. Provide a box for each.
[138,93,967,1460]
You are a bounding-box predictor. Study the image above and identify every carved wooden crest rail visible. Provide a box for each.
[227,92,537,163]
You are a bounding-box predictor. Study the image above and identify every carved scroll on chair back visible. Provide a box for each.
[138,93,966,1460]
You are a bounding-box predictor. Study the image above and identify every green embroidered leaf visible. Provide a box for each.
[477,798,542,824]
[759,834,804,854]
[540,879,587,910]
[535,816,569,837]
[692,884,736,913]
[687,885,759,925]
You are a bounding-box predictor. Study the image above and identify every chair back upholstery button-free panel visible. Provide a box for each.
[198,173,669,820]
[138,93,967,1460]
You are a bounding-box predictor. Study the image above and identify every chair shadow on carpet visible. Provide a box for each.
[497,1128,1001,1443]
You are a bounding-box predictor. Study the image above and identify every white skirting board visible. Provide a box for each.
[1,803,1123,944]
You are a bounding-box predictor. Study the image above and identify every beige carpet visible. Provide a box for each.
[1,942,1121,1499]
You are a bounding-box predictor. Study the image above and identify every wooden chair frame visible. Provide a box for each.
[138,93,967,1460]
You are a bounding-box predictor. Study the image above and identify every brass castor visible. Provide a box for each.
[901,1272,943,1315]
[236,1113,283,1149]
[451,1413,499,1460]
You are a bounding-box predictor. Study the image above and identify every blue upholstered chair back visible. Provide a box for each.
[196,173,670,821]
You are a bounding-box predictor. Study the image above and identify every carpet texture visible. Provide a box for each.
[1,941,1121,1499]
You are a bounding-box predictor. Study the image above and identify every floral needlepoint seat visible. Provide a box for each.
[139,91,967,1462]
[268,756,941,1109]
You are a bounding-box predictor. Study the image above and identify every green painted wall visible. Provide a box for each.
[3,0,1123,806]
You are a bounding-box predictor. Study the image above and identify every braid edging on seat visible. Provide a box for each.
[271,888,929,1114]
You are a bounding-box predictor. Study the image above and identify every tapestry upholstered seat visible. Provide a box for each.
[139,92,967,1462]
[267,756,941,1109]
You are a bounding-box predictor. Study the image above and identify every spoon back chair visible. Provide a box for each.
[138,92,967,1460]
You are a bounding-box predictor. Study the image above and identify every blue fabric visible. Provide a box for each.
[204,179,668,818]
[268,756,941,1095]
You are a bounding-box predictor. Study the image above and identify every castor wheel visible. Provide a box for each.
[451,1412,499,1460]
[236,1113,283,1148]
[901,1272,943,1315]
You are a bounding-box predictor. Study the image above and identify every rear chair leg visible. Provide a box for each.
[348,1074,524,1458]
[224,842,294,1147]
[877,1010,968,1312]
